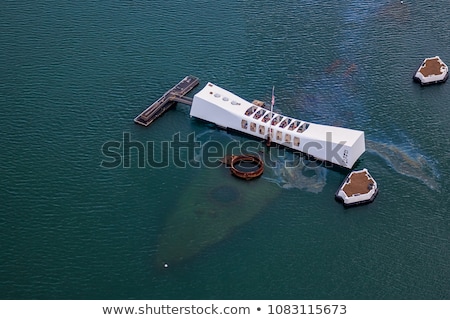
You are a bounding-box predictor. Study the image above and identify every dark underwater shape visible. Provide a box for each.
[155,165,280,267]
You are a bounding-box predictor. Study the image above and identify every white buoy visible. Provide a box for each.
[164,263,168,268]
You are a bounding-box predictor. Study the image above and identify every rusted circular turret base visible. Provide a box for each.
[221,155,264,180]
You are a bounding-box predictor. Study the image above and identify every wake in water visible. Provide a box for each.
[366,139,440,191]
[292,68,441,191]
[343,0,439,190]
[285,0,441,191]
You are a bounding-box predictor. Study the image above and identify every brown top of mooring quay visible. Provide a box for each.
[342,171,375,197]
[418,57,445,77]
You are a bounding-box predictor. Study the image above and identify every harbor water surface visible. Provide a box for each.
[0,0,449,299]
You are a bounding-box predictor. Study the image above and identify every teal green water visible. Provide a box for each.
[1,1,449,299]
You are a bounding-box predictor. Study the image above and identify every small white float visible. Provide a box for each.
[413,56,448,85]
[335,168,378,207]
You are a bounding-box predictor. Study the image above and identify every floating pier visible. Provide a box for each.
[413,56,448,85]
[335,168,378,207]
[134,75,199,126]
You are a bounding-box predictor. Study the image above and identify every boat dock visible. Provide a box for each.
[134,75,200,126]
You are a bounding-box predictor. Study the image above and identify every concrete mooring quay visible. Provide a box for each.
[134,75,199,126]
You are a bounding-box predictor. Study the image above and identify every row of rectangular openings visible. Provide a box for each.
[274,132,300,146]
[241,120,267,135]
[244,108,310,133]
[240,120,301,146]
[241,119,309,136]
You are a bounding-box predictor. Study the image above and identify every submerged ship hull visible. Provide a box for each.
[155,166,280,267]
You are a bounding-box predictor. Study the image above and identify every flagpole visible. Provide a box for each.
[266,86,275,147]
